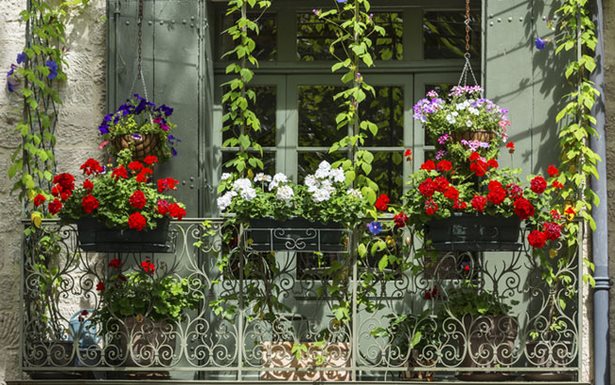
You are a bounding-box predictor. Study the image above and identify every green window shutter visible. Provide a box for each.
[108,0,212,216]
[484,0,564,173]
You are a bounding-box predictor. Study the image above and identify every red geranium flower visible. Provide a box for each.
[51,184,62,197]
[108,258,122,269]
[141,259,156,274]
[157,178,179,193]
[112,165,128,180]
[60,189,73,201]
[53,173,75,192]
[530,176,547,194]
[528,230,547,248]
[543,222,562,241]
[128,161,144,172]
[48,199,63,215]
[157,200,170,215]
[374,194,390,211]
[487,159,499,169]
[469,152,481,162]
[552,181,564,189]
[469,159,488,177]
[514,197,535,219]
[404,149,413,161]
[169,203,186,220]
[443,186,459,201]
[550,209,562,220]
[135,168,153,183]
[487,180,503,191]
[33,194,46,207]
[547,164,559,177]
[128,212,147,231]
[96,281,105,292]
[453,200,467,210]
[129,190,147,209]
[424,199,438,216]
[83,179,94,192]
[143,155,159,165]
[393,212,408,228]
[418,178,436,198]
[433,176,449,192]
[471,195,487,212]
[506,141,515,154]
[420,160,436,171]
[487,187,507,205]
[81,194,99,214]
[436,160,452,172]
[506,183,523,199]
[80,158,103,175]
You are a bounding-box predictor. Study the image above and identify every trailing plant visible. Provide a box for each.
[221,0,271,177]
[8,0,90,216]
[553,0,599,285]
[315,0,385,203]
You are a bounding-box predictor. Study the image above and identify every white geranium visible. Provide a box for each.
[254,173,272,183]
[276,185,294,202]
[221,172,233,181]
[239,186,257,201]
[269,172,289,190]
[217,190,237,211]
[312,188,331,202]
[329,167,345,183]
[347,188,363,199]
[305,175,319,192]
[232,178,252,192]
[315,160,332,179]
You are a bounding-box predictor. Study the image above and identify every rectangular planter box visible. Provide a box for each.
[260,341,350,381]
[76,217,170,253]
[246,218,348,253]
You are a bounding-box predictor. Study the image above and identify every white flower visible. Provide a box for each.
[315,161,332,179]
[254,173,272,183]
[452,111,459,117]
[446,114,456,124]
[318,160,331,172]
[455,102,468,111]
[312,189,331,202]
[276,185,294,202]
[305,175,319,192]
[347,188,363,199]
[221,172,233,181]
[217,191,237,211]
[239,186,257,201]
[329,167,345,183]
[465,120,473,127]
[232,178,252,192]
[468,107,480,115]
[269,172,289,190]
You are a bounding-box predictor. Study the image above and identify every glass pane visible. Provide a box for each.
[423,11,481,59]
[222,151,276,175]
[223,85,276,147]
[298,85,346,147]
[219,12,277,61]
[371,152,403,202]
[297,12,404,62]
[361,86,404,147]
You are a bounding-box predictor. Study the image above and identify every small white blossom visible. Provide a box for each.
[347,188,363,199]
[329,167,345,183]
[452,111,459,117]
[221,173,233,181]
[455,102,468,111]
[239,186,257,201]
[468,107,480,116]
[232,178,253,192]
[312,188,331,202]
[465,120,473,128]
[305,175,319,192]
[276,185,294,202]
[254,173,272,183]
[446,114,456,124]
[217,191,237,211]
[269,172,289,190]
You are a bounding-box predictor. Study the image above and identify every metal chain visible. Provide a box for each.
[129,0,149,101]
[465,0,471,54]
[457,0,478,89]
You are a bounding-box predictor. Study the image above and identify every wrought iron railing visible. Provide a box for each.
[21,218,584,382]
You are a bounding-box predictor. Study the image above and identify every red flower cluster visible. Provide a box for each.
[83,179,94,192]
[96,281,105,292]
[436,159,452,172]
[374,194,390,211]
[143,155,159,165]
[528,229,547,248]
[471,195,487,212]
[48,199,62,214]
[543,222,562,240]
[487,180,507,205]
[112,165,128,180]
[393,212,408,228]
[506,141,515,154]
[33,194,46,207]
[420,160,436,171]
[547,164,559,177]
[128,161,144,172]
[128,212,147,231]
[513,197,535,219]
[129,190,147,209]
[468,152,498,177]
[140,259,156,274]
[80,158,103,176]
[404,149,413,161]
[157,178,179,193]
[530,176,547,194]
[169,203,186,220]
[136,168,153,183]
[52,173,75,201]
[81,194,99,214]
[108,258,122,269]
[425,199,438,216]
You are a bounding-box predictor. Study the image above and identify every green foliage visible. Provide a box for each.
[221,0,271,176]
[315,0,384,203]
[9,0,90,213]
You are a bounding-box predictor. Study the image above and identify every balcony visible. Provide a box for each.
[16,219,586,384]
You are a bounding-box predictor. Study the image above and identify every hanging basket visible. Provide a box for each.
[112,133,159,161]
[454,130,497,143]
[76,217,170,252]
[245,218,348,252]
[425,213,521,251]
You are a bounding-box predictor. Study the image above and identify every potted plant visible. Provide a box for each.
[36,150,186,252]
[94,257,202,375]
[98,94,178,162]
[217,161,368,252]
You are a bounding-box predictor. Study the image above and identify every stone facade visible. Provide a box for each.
[0,0,612,383]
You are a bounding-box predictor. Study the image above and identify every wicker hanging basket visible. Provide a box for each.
[112,133,159,160]
[455,130,497,143]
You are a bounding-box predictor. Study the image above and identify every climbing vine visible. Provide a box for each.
[221,0,271,178]
[554,0,599,283]
[316,0,385,203]
[7,0,90,221]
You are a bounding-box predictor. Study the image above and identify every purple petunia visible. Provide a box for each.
[16,52,26,64]
[158,104,173,117]
[367,221,382,236]
[46,60,58,80]
[535,37,546,50]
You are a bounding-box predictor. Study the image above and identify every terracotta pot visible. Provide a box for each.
[260,341,350,381]
[112,133,159,160]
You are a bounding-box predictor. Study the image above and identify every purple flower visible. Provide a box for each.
[171,147,178,157]
[435,149,447,160]
[158,104,173,117]
[437,134,450,145]
[367,221,382,236]
[131,133,143,141]
[16,52,26,64]
[46,60,58,80]
[535,37,546,50]
[336,0,347,3]
[460,139,490,152]
[98,124,109,135]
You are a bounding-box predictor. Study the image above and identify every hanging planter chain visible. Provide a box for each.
[457,0,478,88]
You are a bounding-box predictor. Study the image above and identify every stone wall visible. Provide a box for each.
[0,0,106,382]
